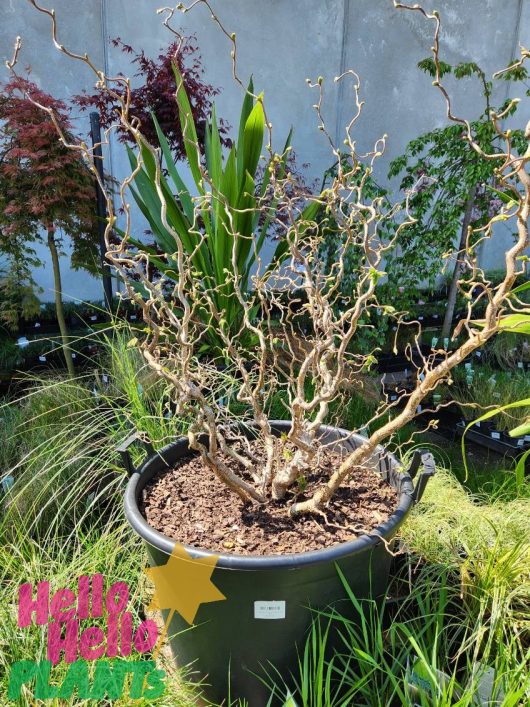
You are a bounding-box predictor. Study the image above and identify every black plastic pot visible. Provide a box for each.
[122,422,435,705]
[456,420,530,456]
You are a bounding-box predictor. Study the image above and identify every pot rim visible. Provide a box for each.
[124,423,415,570]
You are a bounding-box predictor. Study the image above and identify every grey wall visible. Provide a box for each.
[1,0,528,302]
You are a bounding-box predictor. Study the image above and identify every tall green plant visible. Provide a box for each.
[126,71,311,353]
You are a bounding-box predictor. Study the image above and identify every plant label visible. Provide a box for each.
[90,315,98,321]
[476,351,482,357]
[1,475,14,493]
[39,356,46,362]
[35,322,41,328]
[472,661,504,705]
[517,439,524,447]
[518,361,524,369]
[490,432,500,439]
[130,315,137,321]
[254,601,285,620]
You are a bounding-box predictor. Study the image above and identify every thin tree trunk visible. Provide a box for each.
[47,227,75,377]
[441,185,477,340]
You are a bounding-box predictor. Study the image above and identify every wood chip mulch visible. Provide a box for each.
[140,444,398,556]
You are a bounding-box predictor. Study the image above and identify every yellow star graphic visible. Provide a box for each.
[145,543,226,654]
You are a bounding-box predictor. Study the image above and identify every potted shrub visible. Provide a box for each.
[22,1,530,701]
[112,59,525,695]
[112,76,434,701]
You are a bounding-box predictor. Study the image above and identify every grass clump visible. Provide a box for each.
[0,324,529,705]
[0,326,205,705]
[264,470,530,705]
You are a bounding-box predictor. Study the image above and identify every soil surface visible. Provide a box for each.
[140,445,399,555]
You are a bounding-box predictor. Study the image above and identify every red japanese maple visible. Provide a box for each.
[74,37,230,157]
[0,75,98,374]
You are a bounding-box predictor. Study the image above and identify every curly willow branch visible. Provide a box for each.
[14,0,530,517]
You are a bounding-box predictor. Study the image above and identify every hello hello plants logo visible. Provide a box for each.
[8,544,226,701]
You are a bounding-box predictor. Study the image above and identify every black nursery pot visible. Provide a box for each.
[123,422,434,705]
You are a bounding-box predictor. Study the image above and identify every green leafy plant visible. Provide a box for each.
[451,365,530,431]
[126,70,316,353]
[0,262,40,332]
[388,58,528,336]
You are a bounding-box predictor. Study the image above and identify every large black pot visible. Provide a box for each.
[122,422,435,705]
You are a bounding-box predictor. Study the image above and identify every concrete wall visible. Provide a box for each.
[0,0,528,302]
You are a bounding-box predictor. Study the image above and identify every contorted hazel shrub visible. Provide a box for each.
[20,0,530,517]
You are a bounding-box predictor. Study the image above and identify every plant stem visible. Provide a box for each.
[441,185,477,340]
[47,227,75,377]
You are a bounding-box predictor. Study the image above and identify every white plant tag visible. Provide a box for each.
[476,351,482,357]
[71,353,76,359]
[524,435,530,443]
[39,355,46,362]
[517,439,524,447]
[35,322,41,328]
[518,361,524,369]
[473,661,503,705]
[90,315,97,321]
[491,431,501,440]
[130,314,137,320]
[254,601,285,620]
[102,374,109,384]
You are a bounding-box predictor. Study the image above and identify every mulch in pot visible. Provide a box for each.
[140,443,399,556]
